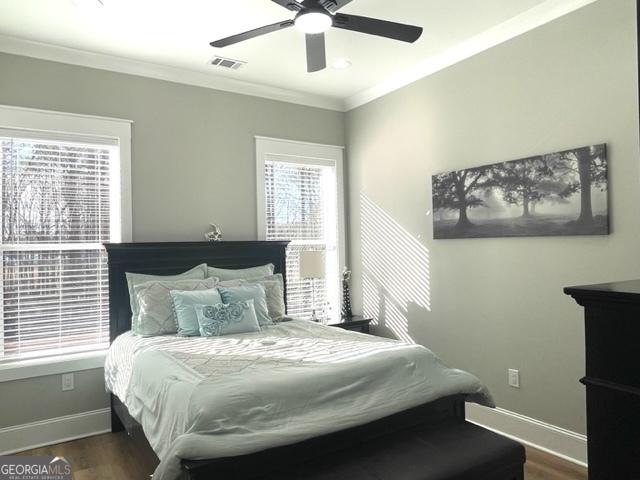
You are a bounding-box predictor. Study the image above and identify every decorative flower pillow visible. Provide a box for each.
[134,277,218,336]
[195,300,261,337]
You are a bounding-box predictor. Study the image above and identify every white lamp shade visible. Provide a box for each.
[299,250,326,279]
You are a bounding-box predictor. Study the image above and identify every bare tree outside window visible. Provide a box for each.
[1,137,112,360]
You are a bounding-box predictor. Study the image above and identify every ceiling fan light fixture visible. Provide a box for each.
[294,11,332,34]
[209,0,424,73]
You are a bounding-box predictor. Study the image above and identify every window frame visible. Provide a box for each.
[255,136,346,318]
[0,105,132,380]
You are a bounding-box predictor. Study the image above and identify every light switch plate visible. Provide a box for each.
[508,369,520,388]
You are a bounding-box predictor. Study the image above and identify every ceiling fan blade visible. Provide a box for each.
[306,33,326,73]
[333,14,423,43]
[210,20,294,48]
[320,0,353,13]
[270,0,304,11]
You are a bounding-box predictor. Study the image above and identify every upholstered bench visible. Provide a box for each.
[268,421,525,480]
[185,420,525,480]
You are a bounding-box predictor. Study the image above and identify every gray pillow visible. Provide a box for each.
[171,288,223,337]
[134,277,217,336]
[207,263,274,281]
[126,264,207,321]
[245,275,286,321]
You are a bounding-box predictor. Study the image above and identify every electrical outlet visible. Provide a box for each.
[508,369,520,388]
[61,373,74,391]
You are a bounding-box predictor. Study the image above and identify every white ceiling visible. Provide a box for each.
[0,0,595,110]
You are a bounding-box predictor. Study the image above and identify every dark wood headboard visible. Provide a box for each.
[104,241,290,342]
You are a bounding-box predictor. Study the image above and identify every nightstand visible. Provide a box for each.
[326,316,372,334]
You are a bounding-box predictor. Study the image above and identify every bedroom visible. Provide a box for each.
[0,0,637,479]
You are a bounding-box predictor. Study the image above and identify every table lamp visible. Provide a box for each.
[299,250,326,322]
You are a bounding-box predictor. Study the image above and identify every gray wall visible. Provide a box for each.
[0,53,345,429]
[1,369,108,428]
[1,0,638,439]
[346,0,639,434]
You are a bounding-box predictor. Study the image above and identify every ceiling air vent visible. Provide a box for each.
[209,56,246,70]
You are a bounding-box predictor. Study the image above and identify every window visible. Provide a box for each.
[0,106,131,363]
[256,137,345,321]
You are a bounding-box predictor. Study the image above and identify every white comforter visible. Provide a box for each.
[105,319,493,480]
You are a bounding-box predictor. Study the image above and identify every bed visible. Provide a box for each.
[104,241,519,480]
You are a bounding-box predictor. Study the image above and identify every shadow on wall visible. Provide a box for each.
[360,194,431,343]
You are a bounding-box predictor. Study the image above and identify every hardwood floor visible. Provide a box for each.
[17,433,588,480]
[17,433,157,480]
[524,447,588,480]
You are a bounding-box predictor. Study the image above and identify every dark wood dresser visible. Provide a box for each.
[565,280,640,479]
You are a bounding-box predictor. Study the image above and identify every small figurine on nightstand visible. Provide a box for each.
[341,267,353,319]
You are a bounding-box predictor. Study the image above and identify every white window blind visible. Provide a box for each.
[263,157,340,320]
[0,133,118,361]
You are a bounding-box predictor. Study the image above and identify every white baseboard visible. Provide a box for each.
[0,408,110,455]
[466,403,588,467]
[0,403,587,467]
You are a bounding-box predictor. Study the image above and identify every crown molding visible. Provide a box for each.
[344,0,599,110]
[0,34,345,112]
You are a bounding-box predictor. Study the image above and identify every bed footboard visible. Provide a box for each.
[110,393,467,479]
[182,395,467,478]
[185,416,525,480]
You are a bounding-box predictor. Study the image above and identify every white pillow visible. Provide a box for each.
[218,279,246,287]
[251,273,284,288]
[206,263,274,281]
[126,264,207,321]
[134,277,217,336]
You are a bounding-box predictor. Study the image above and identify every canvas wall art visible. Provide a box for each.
[432,144,608,239]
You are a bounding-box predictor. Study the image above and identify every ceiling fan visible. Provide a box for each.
[210,0,423,73]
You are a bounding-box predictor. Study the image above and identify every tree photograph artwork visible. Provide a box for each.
[432,144,608,239]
